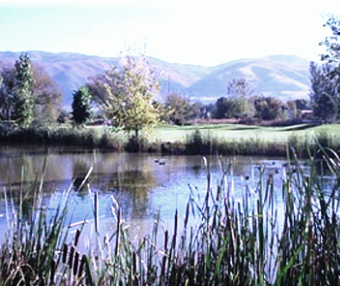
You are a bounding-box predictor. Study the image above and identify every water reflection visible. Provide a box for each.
[0,146,299,244]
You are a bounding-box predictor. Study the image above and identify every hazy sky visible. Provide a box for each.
[0,0,339,66]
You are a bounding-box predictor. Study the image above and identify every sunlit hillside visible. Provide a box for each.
[0,51,310,106]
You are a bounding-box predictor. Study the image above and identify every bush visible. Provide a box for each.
[124,135,154,153]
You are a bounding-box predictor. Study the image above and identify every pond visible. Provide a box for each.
[0,145,292,246]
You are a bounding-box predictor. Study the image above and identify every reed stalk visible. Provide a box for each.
[1,146,340,285]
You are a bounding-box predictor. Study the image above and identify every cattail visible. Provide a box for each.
[62,243,68,264]
[69,246,75,269]
[73,251,80,276]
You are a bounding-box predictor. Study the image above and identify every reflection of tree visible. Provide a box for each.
[109,170,156,221]
[72,158,92,193]
[1,154,38,220]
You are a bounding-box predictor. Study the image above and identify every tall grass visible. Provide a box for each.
[0,158,72,285]
[1,124,340,157]
[2,147,340,285]
[0,125,125,151]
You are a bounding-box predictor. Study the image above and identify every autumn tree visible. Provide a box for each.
[32,63,63,122]
[12,53,35,127]
[72,86,92,125]
[92,53,160,138]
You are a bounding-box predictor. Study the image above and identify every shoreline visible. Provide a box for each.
[0,123,339,158]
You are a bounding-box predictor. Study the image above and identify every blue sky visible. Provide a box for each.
[0,0,339,66]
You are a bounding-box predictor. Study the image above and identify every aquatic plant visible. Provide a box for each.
[1,147,340,285]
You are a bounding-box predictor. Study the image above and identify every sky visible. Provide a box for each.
[0,0,339,66]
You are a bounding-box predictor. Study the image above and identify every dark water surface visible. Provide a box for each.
[0,146,289,245]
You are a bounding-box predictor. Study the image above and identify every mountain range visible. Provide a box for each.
[0,51,311,107]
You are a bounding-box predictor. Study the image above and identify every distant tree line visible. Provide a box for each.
[2,14,340,134]
[0,52,313,133]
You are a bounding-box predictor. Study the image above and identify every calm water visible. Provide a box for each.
[0,146,290,245]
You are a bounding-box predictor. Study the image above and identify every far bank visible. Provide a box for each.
[0,122,339,157]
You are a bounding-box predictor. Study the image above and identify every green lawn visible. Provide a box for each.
[149,123,340,144]
[84,123,340,155]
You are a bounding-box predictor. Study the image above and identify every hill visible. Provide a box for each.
[0,51,311,106]
[187,55,310,102]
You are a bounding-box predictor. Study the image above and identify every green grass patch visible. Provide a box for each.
[1,123,340,156]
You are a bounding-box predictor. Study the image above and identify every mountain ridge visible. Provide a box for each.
[0,51,311,106]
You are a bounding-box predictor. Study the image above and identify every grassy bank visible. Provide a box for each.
[1,149,340,285]
[1,123,340,156]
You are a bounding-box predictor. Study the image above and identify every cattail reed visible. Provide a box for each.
[2,146,340,285]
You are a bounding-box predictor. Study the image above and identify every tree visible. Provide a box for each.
[309,61,340,121]
[86,73,111,107]
[0,63,16,120]
[225,78,255,119]
[310,15,340,121]
[287,100,298,119]
[213,97,239,119]
[212,79,255,119]
[72,86,92,125]
[0,59,62,123]
[93,53,160,138]
[320,14,340,63]
[32,63,63,122]
[213,97,228,119]
[254,96,285,121]
[227,78,253,98]
[295,99,311,110]
[12,53,35,127]
[163,93,200,125]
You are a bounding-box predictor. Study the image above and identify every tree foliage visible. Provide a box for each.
[32,63,63,122]
[72,86,92,125]
[309,61,340,121]
[254,96,285,121]
[163,93,200,125]
[227,78,253,98]
[0,63,16,121]
[309,14,340,121]
[320,14,340,63]
[91,53,160,137]
[86,73,111,107]
[12,53,35,127]
[0,56,62,123]
[226,78,255,119]
[213,78,255,119]
[213,97,230,119]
